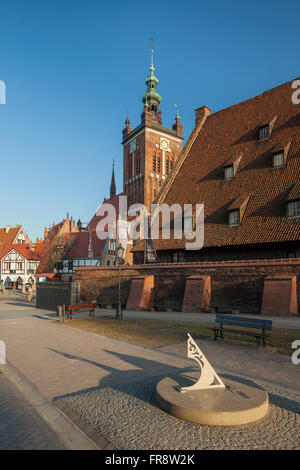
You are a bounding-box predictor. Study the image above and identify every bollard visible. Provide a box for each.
[62,304,65,322]
[57,305,62,320]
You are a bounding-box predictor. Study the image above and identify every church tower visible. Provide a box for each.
[122,48,184,211]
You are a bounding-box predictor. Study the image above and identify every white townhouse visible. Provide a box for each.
[0,244,40,286]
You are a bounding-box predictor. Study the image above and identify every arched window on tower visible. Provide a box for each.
[136,152,140,174]
[153,154,156,172]
[166,158,170,175]
[157,156,161,173]
[170,158,174,170]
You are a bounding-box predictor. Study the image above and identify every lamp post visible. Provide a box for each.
[115,244,124,319]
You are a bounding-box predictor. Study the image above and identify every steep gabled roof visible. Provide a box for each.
[0,226,22,246]
[62,193,125,260]
[0,244,40,261]
[135,78,300,252]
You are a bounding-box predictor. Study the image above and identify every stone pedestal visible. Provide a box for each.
[261,275,298,316]
[182,275,211,313]
[125,275,154,311]
[156,372,269,426]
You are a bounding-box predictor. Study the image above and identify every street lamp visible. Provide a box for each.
[115,244,125,319]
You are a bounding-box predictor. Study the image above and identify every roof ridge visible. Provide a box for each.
[209,77,299,118]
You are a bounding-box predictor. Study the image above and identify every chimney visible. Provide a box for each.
[5,225,11,234]
[195,106,211,127]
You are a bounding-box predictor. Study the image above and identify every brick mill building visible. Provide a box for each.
[133,78,300,264]
[74,61,300,316]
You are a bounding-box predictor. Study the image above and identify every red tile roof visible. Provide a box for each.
[0,244,40,260]
[63,194,125,259]
[0,227,20,246]
[135,78,300,251]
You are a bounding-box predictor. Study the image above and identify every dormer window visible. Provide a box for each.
[224,165,234,180]
[229,210,240,227]
[227,193,251,227]
[259,125,269,140]
[271,141,291,168]
[258,116,277,141]
[272,151,284,168]
[223,154,242,180]
[287,200,300,218]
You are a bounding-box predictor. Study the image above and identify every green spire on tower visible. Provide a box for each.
[142,40,162,112]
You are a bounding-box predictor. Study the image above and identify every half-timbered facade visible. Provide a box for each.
[0,244,40,286]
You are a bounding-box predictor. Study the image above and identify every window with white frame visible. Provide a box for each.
[229,210,240,226]
[273,151,284,167]
[259,125,269,140]
[224,165,234,179]
[287,200,300,218]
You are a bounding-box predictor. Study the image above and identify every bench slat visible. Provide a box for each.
[211,327,270,337]
[67,304,95,311]
[215,315,272,329]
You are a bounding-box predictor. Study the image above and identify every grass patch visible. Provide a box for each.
[63,317,212,348]
[62,316,300,356]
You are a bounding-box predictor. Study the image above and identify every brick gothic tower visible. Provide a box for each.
[122,49,184,212]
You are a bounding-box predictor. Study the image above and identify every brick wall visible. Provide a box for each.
[74,259,300,314]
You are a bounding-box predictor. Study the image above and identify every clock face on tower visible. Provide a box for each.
[129,139,136,154]
[160,137,170,151]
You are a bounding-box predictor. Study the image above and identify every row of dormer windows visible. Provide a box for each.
[224,149,286,181]
[228,200,300,227]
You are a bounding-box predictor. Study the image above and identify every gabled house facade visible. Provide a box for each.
[0,244,40,286]
[0,225,31,248]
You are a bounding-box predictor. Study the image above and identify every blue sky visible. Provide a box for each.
[0,0,299,241]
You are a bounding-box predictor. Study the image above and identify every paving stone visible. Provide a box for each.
[0,372,66,450]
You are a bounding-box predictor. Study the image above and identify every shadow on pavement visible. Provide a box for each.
[50,347,300,419]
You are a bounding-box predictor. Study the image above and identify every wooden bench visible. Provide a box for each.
[211,314,272,347]
[65,303,96,320]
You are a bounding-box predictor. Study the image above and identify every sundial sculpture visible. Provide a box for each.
[156,333,269,425]
[179,333,225,392]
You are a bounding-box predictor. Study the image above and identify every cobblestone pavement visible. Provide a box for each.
[0,296,299,450]
[59,374,300,450]
[0,371,65,450]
